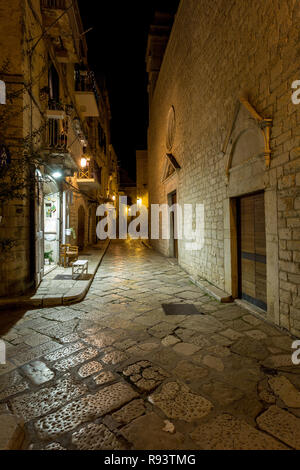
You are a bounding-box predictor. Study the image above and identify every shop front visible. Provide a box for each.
[43,176,61,275]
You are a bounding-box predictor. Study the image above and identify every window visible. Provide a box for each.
[98,123,107,154]
[48,62,60,104]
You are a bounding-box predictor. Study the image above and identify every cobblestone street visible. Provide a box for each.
[0,240,300,450]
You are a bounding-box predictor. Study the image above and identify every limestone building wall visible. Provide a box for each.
[136,150,149,208]
[0,0,46,295]
[0,0,116,297]
[148,0,300,335]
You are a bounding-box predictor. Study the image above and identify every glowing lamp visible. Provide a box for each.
[80,158,87,168]
[52,171,62,179]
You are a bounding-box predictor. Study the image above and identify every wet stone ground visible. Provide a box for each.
[1,240,300,450]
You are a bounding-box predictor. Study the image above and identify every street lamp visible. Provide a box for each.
[80,157,88,168]
[52,171,63,179]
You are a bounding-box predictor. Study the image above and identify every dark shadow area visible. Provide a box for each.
[0,308,29,336]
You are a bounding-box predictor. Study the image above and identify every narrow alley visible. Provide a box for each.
[0,240,299,450]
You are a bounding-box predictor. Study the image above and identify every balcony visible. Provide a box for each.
[76,161,101,190]
[44,104,68,153]
[74,70,99,118]
[43,103,78,175]
[41,0,84,63]
[41,0,66,8]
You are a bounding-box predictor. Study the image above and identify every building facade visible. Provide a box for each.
[136,150,148,209]
[0,0,118,297]
[147,0,300,336]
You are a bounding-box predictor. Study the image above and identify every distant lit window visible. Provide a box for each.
[0,81,6,105]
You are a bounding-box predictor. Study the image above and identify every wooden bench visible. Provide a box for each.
[72,260,88,280]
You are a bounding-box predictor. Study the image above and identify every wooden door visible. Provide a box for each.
[171,192,178,259]
[238,192,267,311]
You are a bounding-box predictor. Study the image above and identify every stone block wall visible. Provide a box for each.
[0,0,31,296]
[148,0,300,335]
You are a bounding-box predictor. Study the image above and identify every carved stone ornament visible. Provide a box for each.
[222,97,273,181]
[162,153,181,184]
[166,106,176,151]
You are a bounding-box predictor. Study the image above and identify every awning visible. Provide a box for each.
[43,176,59,196]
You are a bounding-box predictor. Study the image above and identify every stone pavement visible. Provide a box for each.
[0,241,109,310]
[0,239,300,450]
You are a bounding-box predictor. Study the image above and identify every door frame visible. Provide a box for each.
[167,190,178,259]
[35,170,44,287]
[224,188,279,325]
[236,191,267,310]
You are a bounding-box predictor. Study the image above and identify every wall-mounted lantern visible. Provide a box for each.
[80,157,88,168]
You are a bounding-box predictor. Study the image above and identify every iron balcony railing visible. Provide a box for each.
[75,69,100,108]
[41,0,66,9]
[77,161,102,184]
[45,102,69,151]
[45,118,68,151]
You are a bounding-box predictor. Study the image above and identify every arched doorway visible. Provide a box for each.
[78,206,85,251]
[223,100,278,321]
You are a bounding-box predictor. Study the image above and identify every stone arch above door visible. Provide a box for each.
[222,99,279,327]
[161,153,181,184]
[230,126,265,169]
[223,99,272,191]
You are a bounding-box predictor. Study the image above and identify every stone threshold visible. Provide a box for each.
[0,240,110,311]
[235,298,267,318]
[235,298,295,338]
[190,277,233,304]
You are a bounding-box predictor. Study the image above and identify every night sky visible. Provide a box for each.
[78,0,179,181]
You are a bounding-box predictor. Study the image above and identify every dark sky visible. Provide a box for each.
[77,0,179,181]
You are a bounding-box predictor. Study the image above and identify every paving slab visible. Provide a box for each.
[34,382,138,440]
[1,239,299,450]
[268,376,300,408]
[257,405,300,449]
[149,381,213,422]
[190,414,288,450]
[121,412,186,450]
[72,422,126,450]
[21,361,54,385]
[0,414,25,450]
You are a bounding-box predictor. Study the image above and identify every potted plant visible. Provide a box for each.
[44,250,54,265]
[65,228,76,240]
